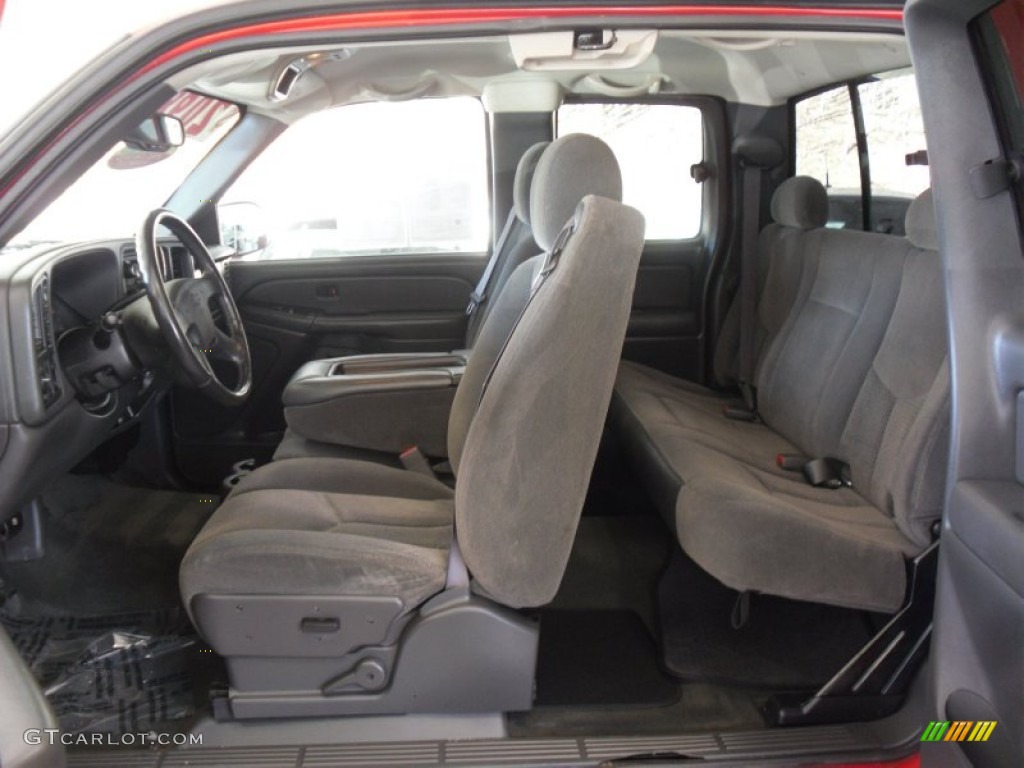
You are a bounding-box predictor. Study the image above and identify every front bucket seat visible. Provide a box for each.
[178,134,646,719]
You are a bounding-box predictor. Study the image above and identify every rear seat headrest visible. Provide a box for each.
[513,142,550,225]
[905,188,938,250]
[530,133,622,251]
[770,176,829,230]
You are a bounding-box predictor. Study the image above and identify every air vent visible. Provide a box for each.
[121,246,144,294]
[122,244,193,286]
[169,245,195,279]
[157,246,173,280]
[31,275,61,408]
[270,51,349,102]
[271,60,311,101]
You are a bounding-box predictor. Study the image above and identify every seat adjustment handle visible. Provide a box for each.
[300,617,340,633]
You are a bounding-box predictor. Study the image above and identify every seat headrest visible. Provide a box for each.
[530,134,622,251]
[770,176,829,230]
[513,142,550,225]
[905,188,938,250]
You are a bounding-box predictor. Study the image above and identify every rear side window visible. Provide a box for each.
[794,71,929,234]
[223,97,489,259]
[976,0,1024,219]
[794,86,862,228]
[859,74,930,232]
[556,103,704,240]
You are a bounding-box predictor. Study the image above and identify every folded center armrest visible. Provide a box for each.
[281,360,465,458]
[332,352,468,375]
[284,368,458,407]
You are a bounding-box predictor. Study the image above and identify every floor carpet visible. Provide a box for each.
[658,550,880,691]
[510,512,767,737]
[1,473,213,615]
[533,610,680,709]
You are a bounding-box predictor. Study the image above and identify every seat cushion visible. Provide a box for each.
[664,437,919,613]
[616,361,788,474]
[616,361,920,613]
[232,456,452,499]
[180,459,454,616]
[272,428,398,463]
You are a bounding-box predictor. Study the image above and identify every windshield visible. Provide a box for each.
[6,92,240,250]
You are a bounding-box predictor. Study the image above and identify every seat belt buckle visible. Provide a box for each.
[802,457,852,489]
[465,291,485,316]
[723,405,759,423]
[399,446,436,478]
[775,453,807,471]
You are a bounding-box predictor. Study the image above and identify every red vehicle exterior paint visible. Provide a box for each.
[141,4,904,73]
[813,754,920,768]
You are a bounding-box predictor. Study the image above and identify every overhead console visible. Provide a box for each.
[509,29,658,70]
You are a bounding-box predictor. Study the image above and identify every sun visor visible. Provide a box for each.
[482,79,563,113]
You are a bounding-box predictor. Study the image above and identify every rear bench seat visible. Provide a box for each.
[612,182,948,614]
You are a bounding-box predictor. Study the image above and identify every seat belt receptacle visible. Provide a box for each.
[399,446,437,478]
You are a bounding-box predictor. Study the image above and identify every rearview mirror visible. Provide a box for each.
[123,114,185,153]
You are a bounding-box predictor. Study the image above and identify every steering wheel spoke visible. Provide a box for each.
[210,325,246,367]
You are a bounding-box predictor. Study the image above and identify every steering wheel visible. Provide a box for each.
[137,209,252,405]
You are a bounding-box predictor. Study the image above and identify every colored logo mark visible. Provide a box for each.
[921,721,997,743]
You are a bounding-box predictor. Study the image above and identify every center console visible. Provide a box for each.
[281,352,468,458]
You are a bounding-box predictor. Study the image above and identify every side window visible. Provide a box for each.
[976,0,1024,219]
[556,103,704,240]
[794,85,863,229]
[857,73,929,234]
[223,97,489,259]
[794,71,929,234]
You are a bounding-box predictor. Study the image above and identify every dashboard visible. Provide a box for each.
[0,238,193,521]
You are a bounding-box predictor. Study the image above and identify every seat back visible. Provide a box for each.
[466,141,548,346]
[754,187,948,545]
[449,133,623,467]
[448,134,645,608]
[838,190,949,546]
[713,176,829,386]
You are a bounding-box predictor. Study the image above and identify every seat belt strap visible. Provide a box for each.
[466,208,518,316]
[478,213,578,401]
[737,162,763,412]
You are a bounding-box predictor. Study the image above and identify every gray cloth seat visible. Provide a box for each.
[181,132,645,670]
[180,457,455,612]
[274,141,549,462]
[613,187,949,613]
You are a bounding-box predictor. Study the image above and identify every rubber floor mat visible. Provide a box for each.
[0,608,198,734]
[533,610,680,708]
[658,550,878,690]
